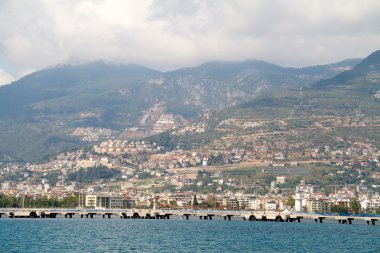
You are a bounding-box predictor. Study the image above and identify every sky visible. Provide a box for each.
[1,0,380,85]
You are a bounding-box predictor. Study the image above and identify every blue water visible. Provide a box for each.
[0,219,379,252]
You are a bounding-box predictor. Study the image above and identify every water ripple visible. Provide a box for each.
[0,219,379,252]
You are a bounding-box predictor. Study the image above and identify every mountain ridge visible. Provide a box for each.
[0,53,375,162]
[314,50,380,88]
[4,57,362,87]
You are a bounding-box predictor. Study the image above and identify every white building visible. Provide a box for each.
[295,191,303,212]
[1,181,14,190]
[85,194,124,209]
[276,176,286,185]
[265,201,277,211]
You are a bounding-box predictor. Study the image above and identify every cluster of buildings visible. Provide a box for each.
[142,150,209,171]
[218,119,267,129]
[174,123,207,135]
[152,114,177,134]
[71,127,113,142]
[2,162,380,214]
[63,179,380,213]
[1,129,380,213]
[93,140,162,155]
[294,180,380,213]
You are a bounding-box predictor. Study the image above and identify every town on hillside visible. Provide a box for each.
[1,119,380,214]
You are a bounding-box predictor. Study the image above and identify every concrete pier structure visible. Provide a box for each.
[0,208,378,225]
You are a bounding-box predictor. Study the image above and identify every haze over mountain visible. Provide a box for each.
[0,52,375,162]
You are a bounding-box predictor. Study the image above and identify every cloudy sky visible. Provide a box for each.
[0,0,380,85]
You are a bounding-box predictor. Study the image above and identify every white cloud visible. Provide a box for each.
[0,0,379,75]
[0,68,14,85]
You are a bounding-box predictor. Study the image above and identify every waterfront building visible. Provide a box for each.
[237,195,257,210]
[222,197,238,209]
[361,198,380,212]
[295,191,303,212]
[265,201,277,211]
[246,198,257,210]
[85,194,123,209]
[306,199,329,212]
[294,180,316,211]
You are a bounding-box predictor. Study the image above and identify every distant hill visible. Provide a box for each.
[217,51,380,123]
[232,51,380,117]
[0,62,161,120]
[162,58,361,109]
[0,57,363,162]
[165,51,379,157]
[314,51,380,88]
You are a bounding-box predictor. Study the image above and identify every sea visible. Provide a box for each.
[0,218,379,252]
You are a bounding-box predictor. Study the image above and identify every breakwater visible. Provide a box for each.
[0,208,378,225]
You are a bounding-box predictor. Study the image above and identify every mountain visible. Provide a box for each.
[211,51,380,139]
[308,50,380,117]
[314,50,380,88]
[163,51,379,157]
[162,59,361,109]
[0,58,362,162]
[0,62,161,119]
[224,50,380,120]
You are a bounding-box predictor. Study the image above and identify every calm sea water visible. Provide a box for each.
[0,218,379,252]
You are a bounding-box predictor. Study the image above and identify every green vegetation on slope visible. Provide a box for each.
[67,166,121,183]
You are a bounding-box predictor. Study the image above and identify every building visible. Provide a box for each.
[306,199,329,212]
[222,197,239,209]
[360,198,380,212]
[152,114,177,134]
[296,180,315,194]
[294,180,316,211]
[76,158,97,169]
[246,198,257,210]
[76,156,113,169]
[295,191,303,212]
[1,181,14,190]
[276,176,286,185]
[265,201,277,211]
[85,194,123,209]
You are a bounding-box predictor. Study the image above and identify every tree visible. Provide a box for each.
[201,195,218,209]
[169,200,178,209]
[349,197,361,213]
[67,166,121,183]
[286,196,295,208]
[137,172,153,179]
[60,195,79,208]
[191,195,198,208]
[330,204,349,214]
[122,153,131,158]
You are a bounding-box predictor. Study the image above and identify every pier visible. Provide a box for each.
[0,208,378,225]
